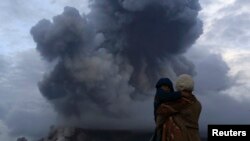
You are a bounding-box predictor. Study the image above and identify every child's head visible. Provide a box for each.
[175,74,194,92]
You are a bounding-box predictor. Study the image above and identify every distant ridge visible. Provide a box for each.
[17,127,207,141]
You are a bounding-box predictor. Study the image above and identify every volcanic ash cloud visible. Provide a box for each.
[30,0,203,128]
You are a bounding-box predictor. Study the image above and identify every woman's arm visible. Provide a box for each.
[156,97,194,117]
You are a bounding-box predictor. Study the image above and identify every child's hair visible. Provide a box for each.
[175,74,194,91]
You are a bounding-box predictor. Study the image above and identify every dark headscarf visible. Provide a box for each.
[155,78,174,92]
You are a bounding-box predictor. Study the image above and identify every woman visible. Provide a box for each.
[151,74,202,141]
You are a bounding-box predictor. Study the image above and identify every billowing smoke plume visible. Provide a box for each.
[30,0,202,128]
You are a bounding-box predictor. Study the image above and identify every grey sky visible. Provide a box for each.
[0,0,250,140]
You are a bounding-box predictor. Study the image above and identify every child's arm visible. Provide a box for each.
[157,91,182,102]
[154,91,182,122]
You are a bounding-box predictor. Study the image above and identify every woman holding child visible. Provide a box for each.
[151,74,202,141]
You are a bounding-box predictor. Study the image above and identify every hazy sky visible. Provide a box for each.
[0,0,250,140]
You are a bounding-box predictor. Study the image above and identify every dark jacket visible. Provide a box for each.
[154,78,182,121]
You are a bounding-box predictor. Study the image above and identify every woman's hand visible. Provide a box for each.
[181,90,191,98]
